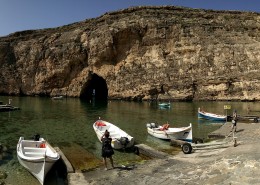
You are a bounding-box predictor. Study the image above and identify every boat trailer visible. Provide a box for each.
[171,131,238,154]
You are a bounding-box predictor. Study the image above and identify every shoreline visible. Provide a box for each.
[68,122,260,185]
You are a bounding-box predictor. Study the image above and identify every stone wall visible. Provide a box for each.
[0,6,260,101]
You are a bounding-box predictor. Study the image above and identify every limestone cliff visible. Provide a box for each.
[0,6,260,101]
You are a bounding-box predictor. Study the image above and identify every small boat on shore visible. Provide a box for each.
[146,122,192,142]
[17,136,60,185]
[198,108,226,121]
[93,119,135,149]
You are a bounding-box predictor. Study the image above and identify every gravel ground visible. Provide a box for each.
[68,122,260,185]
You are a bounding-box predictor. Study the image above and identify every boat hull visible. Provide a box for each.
[93,120,134,149]
[0,104,20,112]
[147,123,192,142]
[51,96,64,100]
[17,155,57,185]
[198,111,226,121]
[17,137,60,185]
[158,103,171,109]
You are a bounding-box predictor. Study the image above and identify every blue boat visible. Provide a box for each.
[198,108,226,122]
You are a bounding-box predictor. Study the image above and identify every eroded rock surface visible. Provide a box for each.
[0,6,260,101]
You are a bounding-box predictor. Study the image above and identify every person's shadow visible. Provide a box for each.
[114,164,136,171]
[235,129,244,133]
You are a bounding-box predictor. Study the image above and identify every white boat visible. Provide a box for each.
[17,136,60,185]
[146,123,192,142]
[158,102,171,109]
[93,119,135,149]
[51,96,64,100]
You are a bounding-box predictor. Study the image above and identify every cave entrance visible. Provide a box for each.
[80,74,108,101]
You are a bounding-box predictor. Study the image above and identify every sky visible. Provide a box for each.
[1,0,260,37]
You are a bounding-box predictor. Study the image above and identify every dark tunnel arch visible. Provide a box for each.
[80,74,108,101]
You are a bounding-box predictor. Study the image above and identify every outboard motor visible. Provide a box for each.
[151,123,158,128]
[146,123,151,128]
[33,134,40,141]
[119,137,129,148]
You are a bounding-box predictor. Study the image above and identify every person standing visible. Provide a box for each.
[231,110,238,132]
[101,130,114,170]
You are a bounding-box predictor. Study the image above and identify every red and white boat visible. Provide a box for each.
[146,123,192,142]
[93,119,134,149]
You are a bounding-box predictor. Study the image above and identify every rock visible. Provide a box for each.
[0,145,7,154]
[0,171,7,179]
[0,6,260,101]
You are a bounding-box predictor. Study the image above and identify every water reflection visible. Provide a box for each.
[197,119,226,125]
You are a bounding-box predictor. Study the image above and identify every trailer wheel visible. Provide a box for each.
[182,143,192,154]
[193,137,203,144]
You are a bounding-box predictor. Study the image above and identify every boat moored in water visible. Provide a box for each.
[198,108,226,121]
[0,99,20,112]
[0,104,20,112]
[158,102,171,109]
[51,96,64,100]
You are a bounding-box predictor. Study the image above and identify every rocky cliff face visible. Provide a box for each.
[0,6,260,101]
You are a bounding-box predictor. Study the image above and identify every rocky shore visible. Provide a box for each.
[68,122,260,185]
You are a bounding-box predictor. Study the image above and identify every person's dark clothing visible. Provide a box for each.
[101,137,114,158]
[233,111,238,126]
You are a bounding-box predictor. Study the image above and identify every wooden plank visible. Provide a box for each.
[24,147,46,151]
[24,152,45,157]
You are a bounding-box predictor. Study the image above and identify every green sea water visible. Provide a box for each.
[0,96,259,184]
